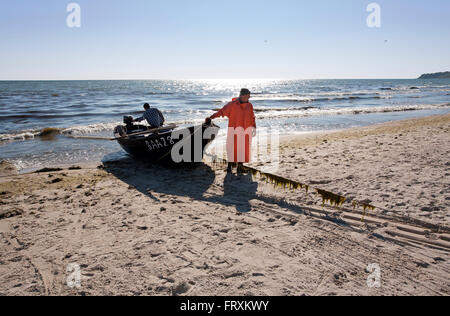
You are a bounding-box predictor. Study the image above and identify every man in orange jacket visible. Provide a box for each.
[205,88,256,172]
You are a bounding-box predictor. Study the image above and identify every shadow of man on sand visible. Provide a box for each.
[219,171,258,213]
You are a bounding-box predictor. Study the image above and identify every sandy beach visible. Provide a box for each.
[1,114,449,296]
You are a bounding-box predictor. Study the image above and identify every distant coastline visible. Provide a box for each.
[418,71,450,79]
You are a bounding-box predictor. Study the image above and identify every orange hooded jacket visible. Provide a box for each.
[211,97,256,163]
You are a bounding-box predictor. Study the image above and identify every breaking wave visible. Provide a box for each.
[1,103,448,144]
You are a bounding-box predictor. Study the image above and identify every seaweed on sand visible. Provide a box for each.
[208,158,375,219]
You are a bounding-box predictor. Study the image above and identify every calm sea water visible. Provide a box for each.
[0,79,449,172]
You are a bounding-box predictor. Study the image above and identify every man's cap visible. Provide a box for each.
[240,88,251,96]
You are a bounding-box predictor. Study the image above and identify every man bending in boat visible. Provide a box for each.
[205,88,256,173]
[133,103,165,128]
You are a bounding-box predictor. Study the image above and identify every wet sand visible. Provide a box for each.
[0,114,449,296]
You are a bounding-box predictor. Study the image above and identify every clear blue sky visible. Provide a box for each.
[1,0,449,80]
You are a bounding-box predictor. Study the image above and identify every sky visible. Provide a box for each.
[0,0,449,80]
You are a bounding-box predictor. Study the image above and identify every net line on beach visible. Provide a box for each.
[207,155,374,212]
[205,154,449,235]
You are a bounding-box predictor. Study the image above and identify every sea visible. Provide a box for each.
[0,79,449,172]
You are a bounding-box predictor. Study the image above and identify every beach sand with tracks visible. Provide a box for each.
[1,114,449,296]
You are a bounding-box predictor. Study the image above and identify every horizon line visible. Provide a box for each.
[0,77,427,82]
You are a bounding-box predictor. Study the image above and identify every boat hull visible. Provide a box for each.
[114,124,220,165]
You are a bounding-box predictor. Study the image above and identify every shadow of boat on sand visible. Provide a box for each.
[102,153,258,213]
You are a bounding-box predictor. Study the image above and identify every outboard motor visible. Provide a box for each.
[123,115,134,133]
[123,116,134,125]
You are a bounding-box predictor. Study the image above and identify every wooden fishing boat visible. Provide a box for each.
[113,116,220,164]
